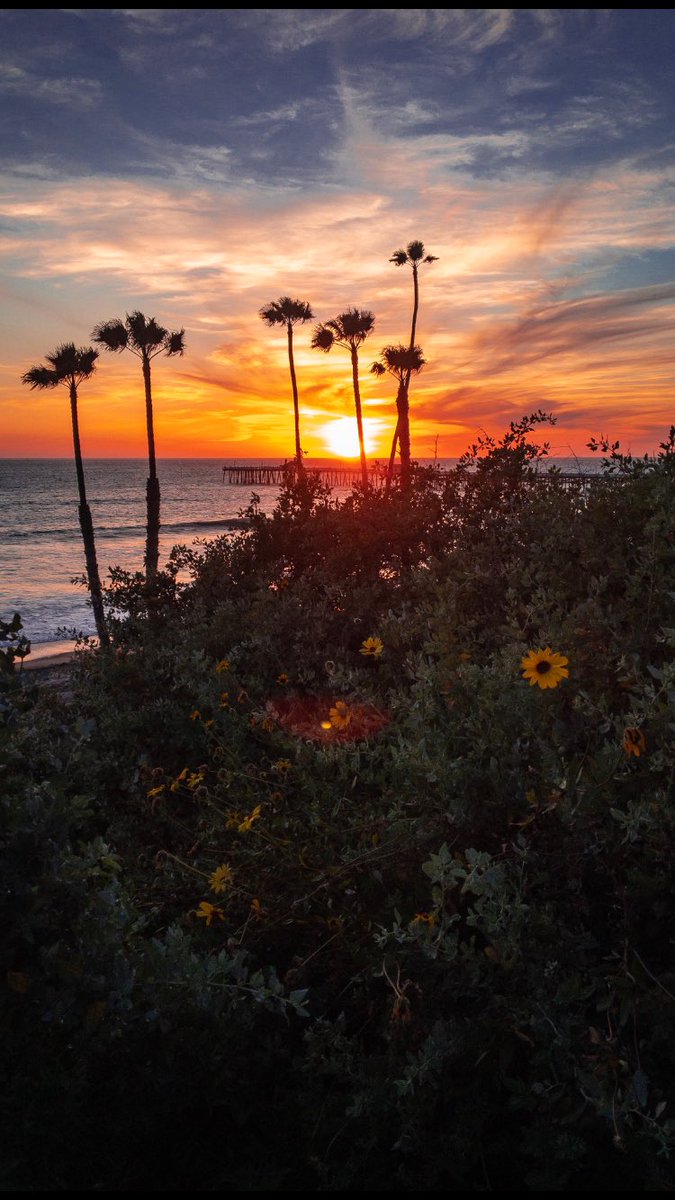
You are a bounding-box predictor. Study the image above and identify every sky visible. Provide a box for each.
[1,7,674,460]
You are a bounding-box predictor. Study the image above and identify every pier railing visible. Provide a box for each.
[222,462,394,488]
[222,462,601,492]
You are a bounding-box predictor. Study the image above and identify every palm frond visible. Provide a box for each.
[406,239,426,262]
[375,343,426,379]
[260,296,314,326]
[166,330,186,356]
[21,366,60,389]
[311,325,335,352]
[126,311,169,352]
[22,343,97,388]
[48,343,98,378]
[389,249,408,267]
[338,308,375,343]
[91,319,129,353]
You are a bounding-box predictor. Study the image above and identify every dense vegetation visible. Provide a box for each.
[2,417,674,1191]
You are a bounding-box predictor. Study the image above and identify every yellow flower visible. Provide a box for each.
[250,898,263,916]
[170,767,190,792]
[277,672,289,685]
[360,636,384,658]
[189,709,201,721]
[187,770,205,790]
[273,758,292,773]
[320,720,332,730]
[195,901,224,927]
[238,804,262,833]
[215,659,230,673]
[521,647,569,690]
[413,912,436,927]
[209,863,234,894]
[147,784,165,799]
[329,700,352,729]
[219,692,230,709]
[623,726,647,757]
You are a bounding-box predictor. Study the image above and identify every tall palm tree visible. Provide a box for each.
[388,239,438,481]
[311,308,375,488]
[259,297,314,474]
[370,344,426,492]
[21,344,109,647]
[92,311,184,578]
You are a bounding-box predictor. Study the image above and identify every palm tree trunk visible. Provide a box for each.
[409,262,420,351]
[386,416,399,491]
[350,346,369,488]
[69,382,109,646]
[142,352,160,577]
[396,380,411,492]
[287,322,304,474]
[396,261,419,488]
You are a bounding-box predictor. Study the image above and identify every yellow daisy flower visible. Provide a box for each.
[360,636,384,658]
[209,863,234,894]
[413,912,436,927]
[521,647,569,690]
[273,758,292,773]
[238,804,262,833]
[277,672,289,685]
[623,726,647,757]
[215,659,230,674]
[329,700,352,729]
[195,901,224,927]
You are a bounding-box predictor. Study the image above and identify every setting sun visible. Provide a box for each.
[320,416,377,459]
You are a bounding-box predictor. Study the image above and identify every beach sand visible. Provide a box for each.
[21,639,86,671]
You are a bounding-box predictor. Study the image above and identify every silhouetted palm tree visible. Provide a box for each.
[92,311,185,577]
[259,297,314,474]
[22,344,109,646]
[388,240,438,481]
[311,308,375,488]
[371,344,426,492]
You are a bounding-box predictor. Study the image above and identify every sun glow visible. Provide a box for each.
[320,416,377,458]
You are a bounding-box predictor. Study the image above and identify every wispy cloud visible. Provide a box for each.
[0,60,103,107]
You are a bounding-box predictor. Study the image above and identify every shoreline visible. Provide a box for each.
[21,638,87,672]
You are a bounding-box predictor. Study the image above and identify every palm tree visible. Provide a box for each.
[21,344,109,647]
[92,311,184,578]
[311,308,375,488]
[370,344,426,491]
[388,239,438,481]
[259,297,314,474]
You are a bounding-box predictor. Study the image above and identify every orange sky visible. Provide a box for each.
[1,10,674,460]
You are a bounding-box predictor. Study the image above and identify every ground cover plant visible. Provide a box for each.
[2,417,674,1191]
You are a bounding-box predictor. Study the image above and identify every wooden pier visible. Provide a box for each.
[222,462,392,488]
[222,462,600,491]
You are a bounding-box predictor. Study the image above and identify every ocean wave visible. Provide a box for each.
[3,517,249,540]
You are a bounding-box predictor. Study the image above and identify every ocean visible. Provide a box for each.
[0,456,601,654]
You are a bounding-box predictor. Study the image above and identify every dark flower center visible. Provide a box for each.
[535,660,551,674]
